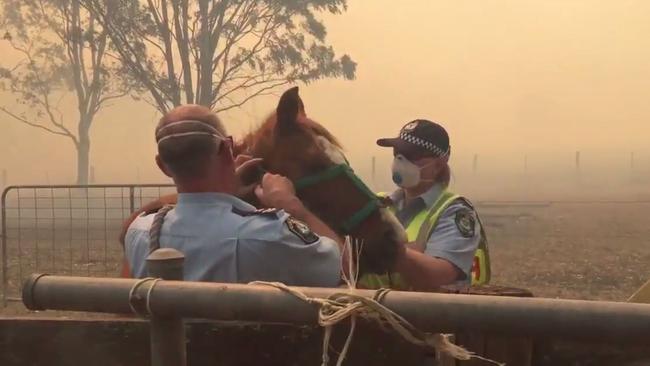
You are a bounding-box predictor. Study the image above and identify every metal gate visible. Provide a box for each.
[1,184,174,304]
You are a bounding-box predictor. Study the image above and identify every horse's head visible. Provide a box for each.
[236,87,406,275]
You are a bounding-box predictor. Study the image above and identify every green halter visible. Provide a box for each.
[294,164,380,233]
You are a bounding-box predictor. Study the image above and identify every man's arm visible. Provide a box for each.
[279,198,343,246]
[254,173,349,278]
[237,214,342,287]
[123,226,150,279]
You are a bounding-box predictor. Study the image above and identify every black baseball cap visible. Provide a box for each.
[377,119,450,158]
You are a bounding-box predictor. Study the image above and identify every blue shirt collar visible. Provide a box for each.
[419,184,444,207]
[177,192,255,210]
[391,183,444,209]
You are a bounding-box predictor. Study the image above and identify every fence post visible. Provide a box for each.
[1,169,6,187]
[146,248,187,366]
[575,151,581,187]
[630,151,635,183]
[1,186,8,306]
[90,166,95,184]
[129,186,135,213]
[371,156,376,187]
[522,154,529,200]
[472,154,478,175]
[524,154,528,175]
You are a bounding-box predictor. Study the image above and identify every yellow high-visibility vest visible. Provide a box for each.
[360,190,491,289]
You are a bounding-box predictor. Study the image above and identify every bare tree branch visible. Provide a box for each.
[147,0,180,105]
[82,0,170,111]
[1,0,132,183]
[214,79,291,113]
[0,106,78,144]
[78,0,355,112]
[173,0,194,103]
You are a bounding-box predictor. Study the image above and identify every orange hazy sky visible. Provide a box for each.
[1,0,650,193]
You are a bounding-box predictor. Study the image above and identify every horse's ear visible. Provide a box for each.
[276,86,303,132]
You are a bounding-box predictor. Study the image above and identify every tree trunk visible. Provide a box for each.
[197,0,214,106]
[76,123,90,185]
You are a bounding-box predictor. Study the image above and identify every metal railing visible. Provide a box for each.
[1,184,174,305]
[22,258,650,366]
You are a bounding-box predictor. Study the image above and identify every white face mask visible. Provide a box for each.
[391,154,435,188]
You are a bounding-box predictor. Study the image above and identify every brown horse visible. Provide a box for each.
[120,87,405,278]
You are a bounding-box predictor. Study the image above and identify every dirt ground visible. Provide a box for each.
[481,201,650,301]
[2,201,650,316]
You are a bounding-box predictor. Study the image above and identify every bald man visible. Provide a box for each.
[124,105,344,287]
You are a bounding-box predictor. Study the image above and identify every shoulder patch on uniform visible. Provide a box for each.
[231,206,279,218]
[454,209,476,238]
[285,217,319,244]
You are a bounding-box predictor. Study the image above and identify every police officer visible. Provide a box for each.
[360,119,490,291]
[124,104,344,287]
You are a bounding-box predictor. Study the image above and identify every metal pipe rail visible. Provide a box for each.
[22,274,650,344]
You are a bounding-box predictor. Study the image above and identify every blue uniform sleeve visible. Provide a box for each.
[124,217,153,278]
[424,202,480,280]
[236,212,342,287]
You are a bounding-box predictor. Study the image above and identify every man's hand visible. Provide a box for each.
[255,172,348,277]
[234,155,263,198]
[254,173,304,215]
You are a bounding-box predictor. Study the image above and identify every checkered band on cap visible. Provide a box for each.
[399,131,450,157]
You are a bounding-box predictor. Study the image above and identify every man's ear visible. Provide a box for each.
[217,139,236,169]
[156,155,173,178]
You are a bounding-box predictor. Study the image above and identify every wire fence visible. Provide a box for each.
[2,184,650,305]
[1,184,174,304]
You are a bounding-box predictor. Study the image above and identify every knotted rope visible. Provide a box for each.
[128,277,161,317]
[250,281,503,366]
[250,238,504,366]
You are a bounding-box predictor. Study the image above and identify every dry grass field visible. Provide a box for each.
[481,201,650,301]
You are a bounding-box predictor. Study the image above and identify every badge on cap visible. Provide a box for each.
[285,217,319,244]
[454,209,476,238]
[403,121,418,132]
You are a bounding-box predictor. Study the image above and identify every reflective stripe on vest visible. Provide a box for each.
[360,191,491,289]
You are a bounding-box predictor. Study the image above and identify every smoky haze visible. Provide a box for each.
[2,0,650,200]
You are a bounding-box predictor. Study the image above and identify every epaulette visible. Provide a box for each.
[451,197,476,211]
[231,206,279,218]
[140,205,175,217]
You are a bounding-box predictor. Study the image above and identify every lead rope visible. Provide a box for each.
[128,204,175,316]
[148,205,174,254]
